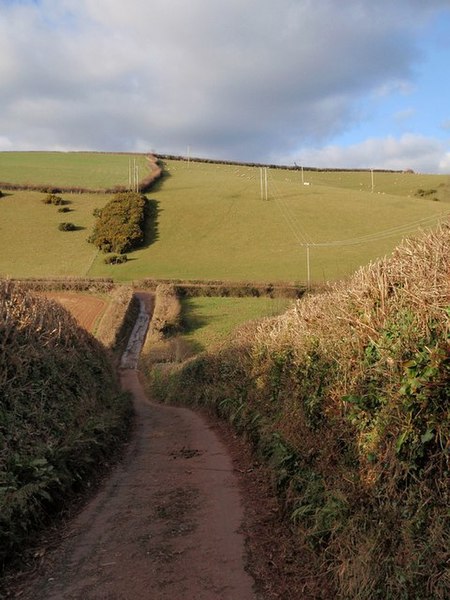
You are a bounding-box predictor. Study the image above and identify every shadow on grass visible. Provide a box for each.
[142,198,161,247]
[147,169,170,193]
[58,224,86,232]
[179,298,222,355]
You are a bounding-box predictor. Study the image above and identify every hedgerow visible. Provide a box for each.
[0,281,131,570]
[88,191,146,254]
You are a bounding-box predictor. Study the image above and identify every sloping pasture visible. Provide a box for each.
[0,151,149,190]
[89,159,449,282]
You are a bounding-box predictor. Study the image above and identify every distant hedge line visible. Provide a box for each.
[6,278,115,292]
[136,278,308,298]
[88,191,147,254]
[4,277,312,299]
[155,153,406,173]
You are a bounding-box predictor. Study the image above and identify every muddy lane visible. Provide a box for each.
[16,295,256,600]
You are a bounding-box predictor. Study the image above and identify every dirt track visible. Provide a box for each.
[13,294,257,600]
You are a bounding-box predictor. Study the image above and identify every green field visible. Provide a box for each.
[0,152,148,190]
[180,296,292,353]
[0,154,448,282]
[0,190,108,278]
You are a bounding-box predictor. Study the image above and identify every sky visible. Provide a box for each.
[1,0,450,173]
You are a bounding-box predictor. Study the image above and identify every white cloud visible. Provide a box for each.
[0,0,450,163]
[290,134,450,173]
[439,152,450,172]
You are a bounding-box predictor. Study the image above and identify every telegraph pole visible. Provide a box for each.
[306,245,311,289]
[260,167,268,200]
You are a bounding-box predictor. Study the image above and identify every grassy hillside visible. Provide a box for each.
[0,154,448,282]
[0,281,131,570]
[0,152,149,190]
[150,223,450,599]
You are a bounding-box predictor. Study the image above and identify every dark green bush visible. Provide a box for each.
[43,194,67,206]
[58,222,76,231]
[89,191,146,254]
[57,206,71,213]
[415,188,437,197]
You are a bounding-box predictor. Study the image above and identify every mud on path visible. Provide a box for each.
[12,293,256,600]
